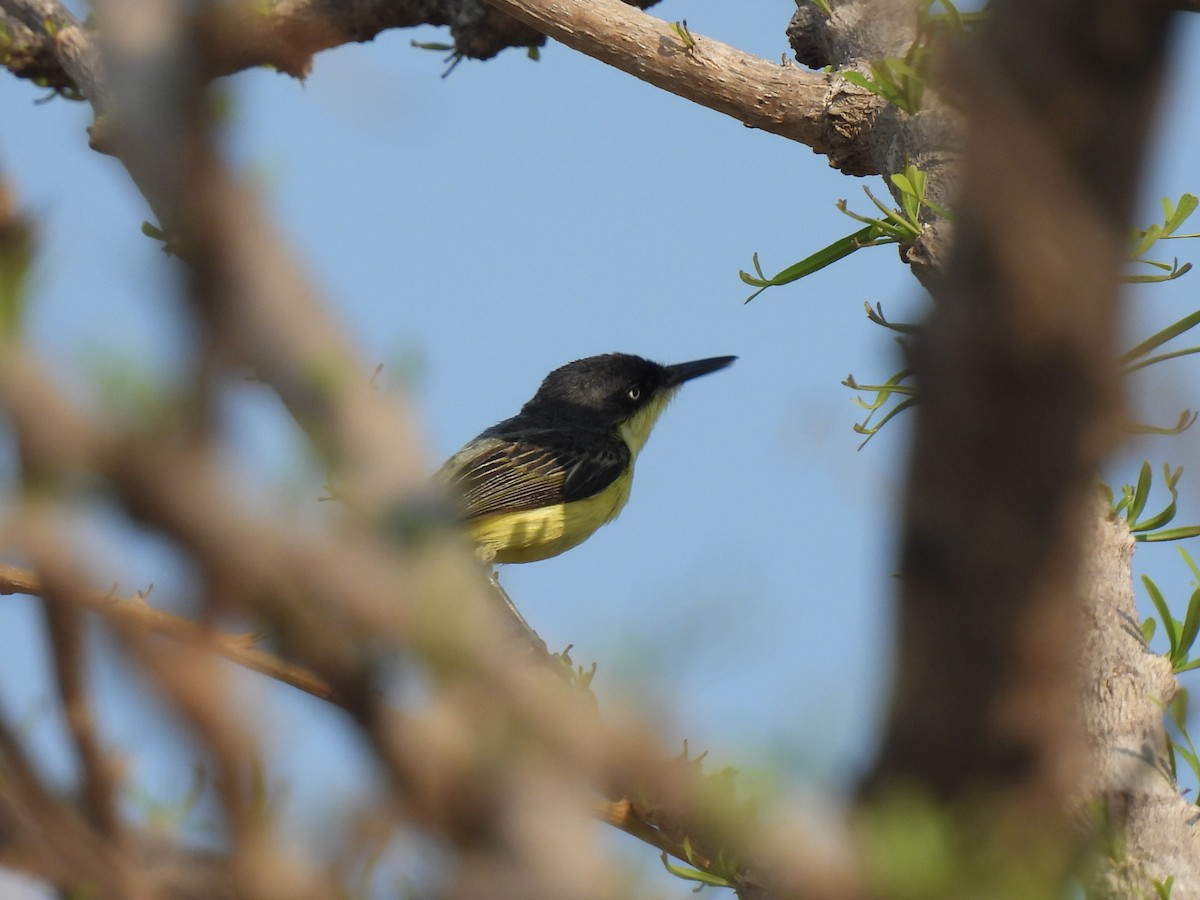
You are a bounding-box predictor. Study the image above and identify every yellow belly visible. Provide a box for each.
[466,468,634,563]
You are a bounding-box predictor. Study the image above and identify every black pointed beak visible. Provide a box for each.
[662,355,737,388]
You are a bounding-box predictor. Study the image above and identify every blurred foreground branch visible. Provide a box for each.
[0,2,856,889]
[3,0,1200,896]
[0,563,339,701]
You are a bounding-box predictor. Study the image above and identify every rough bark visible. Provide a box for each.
[1077,512,1199,897]
[0,0,660,85]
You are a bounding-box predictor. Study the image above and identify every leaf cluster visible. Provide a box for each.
[1141,572,1200,674]
[1166,690,1200,807]
[841,0,981,114]
[645,741,757,892]
[1136,547,1200,804]
[740,165,948,304]
[1111,463,1200,544]
[834,194,1200,444]
[1127,193,1198,284]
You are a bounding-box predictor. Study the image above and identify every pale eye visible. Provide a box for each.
[628,386,641,401]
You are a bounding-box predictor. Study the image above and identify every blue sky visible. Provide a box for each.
[3,2,1200,893]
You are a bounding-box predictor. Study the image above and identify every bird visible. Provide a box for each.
[437,352,736,565]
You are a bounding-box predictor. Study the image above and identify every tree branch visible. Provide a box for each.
[1,0,662,90]
[481,0,877,169]
[868,0,1179,871]
[194,0,547,79]
[1075,513,1200,895]
[8,0,1197,892]
[0,563,342,701]
[37,559,124,842]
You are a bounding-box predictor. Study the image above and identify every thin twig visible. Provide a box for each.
[597,798,713,870]
[38,569,123,840]
[1,563,340,702]
[0,711,138,895]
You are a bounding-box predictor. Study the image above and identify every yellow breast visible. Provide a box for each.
[466,466,634,563]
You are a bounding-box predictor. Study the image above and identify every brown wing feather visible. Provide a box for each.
[438,430,629,521]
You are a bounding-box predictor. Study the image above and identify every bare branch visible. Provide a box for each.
[481,0,870,167]
[36,563,123,841]
[0,712,149,896]
[0,563,341,702]
[196,0,542,78]
[1,0,661,92]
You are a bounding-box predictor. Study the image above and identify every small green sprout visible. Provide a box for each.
[670,20,697,54]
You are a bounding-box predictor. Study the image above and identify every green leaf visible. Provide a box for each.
[845,369,916,410]
[1135,257,1177,273]
[1177,588,1200,660]
[837,198,909,239]
[1143,617,1157,644]
[854,397,917,448]
[1120,309,1200,365]
[1139,526,1200,543]
[1170,738,1200,791]
[659,852,735,888]
[1122,346,1200,376]
[842,71,877,92]
[891,171,917,197]
[669,20,697,51]
[1169,689,1190,731]
[1126,410,1198,437]
[1127,461,1153,525]
[843,367,918,448]
[739,166,948,301]
[1130,465,1182,532]
[1164,193,1198,236]
[893,167,927,223]
[864,301,920,335]
[1143,575,1178,656]
[1124,259,1192,284]
[1165,709,1197,799]
[1114,484,1134,517]
[1128,194,1199,277]
[1130,222,1163,260]
[862,186,913,233]
[1180,546,1200,583]
[740,225,883,301]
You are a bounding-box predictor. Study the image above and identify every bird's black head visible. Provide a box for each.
[521,353,736,432]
